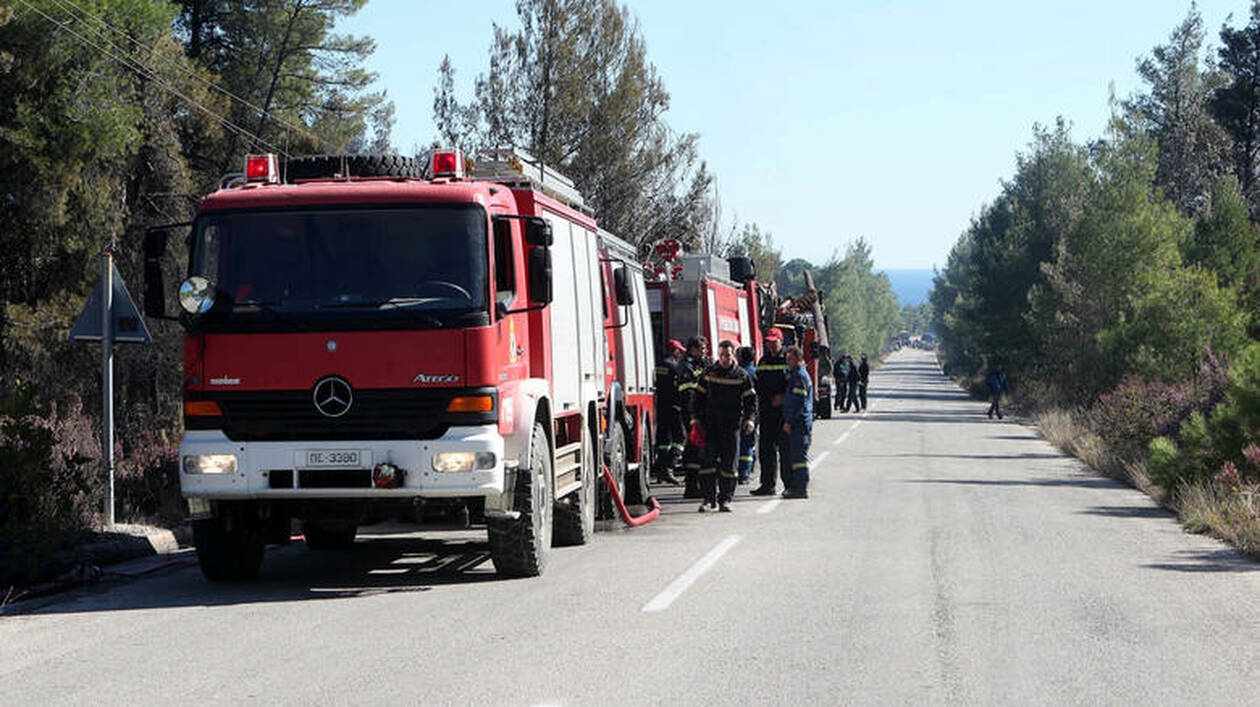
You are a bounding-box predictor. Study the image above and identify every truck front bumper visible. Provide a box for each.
[180,425,504,500]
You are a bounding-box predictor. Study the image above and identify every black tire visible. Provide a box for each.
[302,521,357,550]
[284,154,420,182]
[623,420,652,507]
[554,433,596,546]
[817,396,832,419]
[597,423,626,520]
[192,508,265,581]
[488,422,552,576]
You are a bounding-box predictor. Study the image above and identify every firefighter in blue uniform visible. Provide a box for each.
[651,339,687,485]
[692,340,757,512]
[781,345,813,499]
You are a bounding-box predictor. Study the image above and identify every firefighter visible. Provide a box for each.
[781,345,814,499]
[750,328,790,497]
[678,336,709,499]
[652,339,687,485]
[692,340,757,512]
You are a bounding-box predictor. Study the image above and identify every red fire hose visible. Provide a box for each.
[601,462,660,527]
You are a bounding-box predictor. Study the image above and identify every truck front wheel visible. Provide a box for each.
[488,422,553,576]
[193,504,265,581]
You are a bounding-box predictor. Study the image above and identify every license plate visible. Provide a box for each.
[301,450,369,468]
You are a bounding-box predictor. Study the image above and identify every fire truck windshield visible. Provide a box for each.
[189,205,489,330]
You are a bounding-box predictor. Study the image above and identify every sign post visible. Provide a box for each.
[70,249,152,528]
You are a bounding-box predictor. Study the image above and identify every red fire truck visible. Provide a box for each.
[644,242,834,417]
[144,148,655,580]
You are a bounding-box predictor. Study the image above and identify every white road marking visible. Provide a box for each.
[809,450,830,470]
[756,499,782,515]
[642,534,743,613]
[833,419,863,445]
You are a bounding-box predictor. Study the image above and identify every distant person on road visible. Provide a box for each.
[736,346,758,484]
[782,346,814,499]
[834,353,849,412]
[751,328,790,496]
[986,363,1009,419]
[693,340,757,512]
[843,355,861,412]
[858,354,870,411]
[679,337,710,498]
[652,339,687,485]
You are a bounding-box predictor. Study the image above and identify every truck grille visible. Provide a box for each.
[207,389,453,442]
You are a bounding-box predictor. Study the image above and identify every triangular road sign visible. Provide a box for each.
[70,261,153,344]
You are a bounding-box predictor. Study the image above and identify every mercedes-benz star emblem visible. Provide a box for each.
[312,376,353,418]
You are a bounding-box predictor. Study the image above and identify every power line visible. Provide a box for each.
[47,0,338,154]
[13,0,289,157]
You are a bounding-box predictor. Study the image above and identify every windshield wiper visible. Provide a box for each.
[318,298,449,328]
[220,299,316,332]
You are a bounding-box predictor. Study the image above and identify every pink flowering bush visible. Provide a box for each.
[1148,344,1260,495]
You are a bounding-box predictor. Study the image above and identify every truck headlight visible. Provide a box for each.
[432,451,497,472]
[182,454,238,475]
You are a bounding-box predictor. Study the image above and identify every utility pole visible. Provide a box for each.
[101,249,115,527]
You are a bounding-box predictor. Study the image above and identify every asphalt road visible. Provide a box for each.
[4,349,1259,705]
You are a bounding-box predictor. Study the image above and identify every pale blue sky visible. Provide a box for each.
[338,1,1247,269]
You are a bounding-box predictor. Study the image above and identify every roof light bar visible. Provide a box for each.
[244,154,280,184]
[430,148,464,179]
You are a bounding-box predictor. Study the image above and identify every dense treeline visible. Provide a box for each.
[930,4,1260,547]
[0,0,390,580]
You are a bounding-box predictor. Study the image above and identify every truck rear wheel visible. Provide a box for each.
[554,434,596,545]
[192,506,265,581]
[488,422,552,576]
[623,421,652,507]
[597,423,626,520]
[302,521,357,550]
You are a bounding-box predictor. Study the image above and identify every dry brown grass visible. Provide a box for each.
[1031,406,1260,560]
[1177,482,1260,558]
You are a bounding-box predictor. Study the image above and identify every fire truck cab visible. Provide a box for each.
[146,149,649,580]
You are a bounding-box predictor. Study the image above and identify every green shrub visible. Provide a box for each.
[0,381,101,584]
[1144,343,1260,497]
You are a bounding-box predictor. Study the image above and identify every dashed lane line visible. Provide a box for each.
[642,534,743,613]
[756,499,782,515]
[833,419,864,445]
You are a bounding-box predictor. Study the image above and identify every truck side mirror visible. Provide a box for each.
[524,217,553,246]
[613,266,634,306]
[529,247,553,305]
[143,227,169,317]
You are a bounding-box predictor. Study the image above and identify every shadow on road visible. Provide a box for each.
[1143,548,1259,573]
[855,411,1002,425]
[1081,505,1172,519]
[15,531,510,617]
[866,452,1064,461]
[905,476,1123,489]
